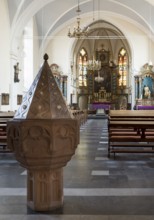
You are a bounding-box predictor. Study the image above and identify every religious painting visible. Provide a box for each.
[17,95,23,105]
[142,76,153,99]
[96,50,110,66]
[1,93,9,105]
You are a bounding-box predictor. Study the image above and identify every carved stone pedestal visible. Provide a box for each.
[7,118,79,211]
[27,169,63,211]
[7,54,79,212]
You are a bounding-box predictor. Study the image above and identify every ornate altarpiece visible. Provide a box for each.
[135,63,154,106]
[87,48,119,104]
[78,47,129,110]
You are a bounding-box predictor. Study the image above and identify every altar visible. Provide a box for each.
[88,102,111,111]
[136,105,154,110]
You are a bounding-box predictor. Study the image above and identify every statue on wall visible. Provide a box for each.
[134,63,154,106]
[119,95,127,110]
[143,85,151,99]
[14,62,20,83]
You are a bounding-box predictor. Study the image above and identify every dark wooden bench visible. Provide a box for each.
[0,112,14,152]
[108,110,154,158]
[70,110,87,126]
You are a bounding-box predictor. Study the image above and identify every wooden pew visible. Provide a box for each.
[0,112,14,152]
[0,111,15,118]
[0,110,86,152]
[109,110,154,118]
[70,110,87,126]
[108,110,154,158]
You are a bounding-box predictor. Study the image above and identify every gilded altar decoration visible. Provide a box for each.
[135,63,154,108]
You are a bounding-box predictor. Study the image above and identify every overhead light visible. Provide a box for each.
[86,58,101,71]
[95,71,104,83]
[68,0,89,38]
[86,57,103,82]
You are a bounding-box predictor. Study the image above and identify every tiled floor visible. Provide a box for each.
[0,118,154,219]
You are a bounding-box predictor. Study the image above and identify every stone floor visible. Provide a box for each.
[0,118,154,219]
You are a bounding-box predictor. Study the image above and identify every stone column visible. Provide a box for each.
[134,76,139,99]
[63,76,67,98]
[27,169,63,211]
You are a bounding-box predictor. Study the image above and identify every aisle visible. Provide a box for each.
[0,119,154,219]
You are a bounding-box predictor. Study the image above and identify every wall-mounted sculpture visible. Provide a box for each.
[14,62,20,83]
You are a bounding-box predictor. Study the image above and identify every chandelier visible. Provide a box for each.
[95,71,104,83]
[86,57,103,83]
[86,59,101,71]
[68,0,89,38]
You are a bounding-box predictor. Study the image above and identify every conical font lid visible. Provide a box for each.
[14,54,72,119]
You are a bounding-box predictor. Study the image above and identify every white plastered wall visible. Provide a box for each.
[9,18,40,111]
[46,34,74,104]
[33,18,40,77]
[0,0,11,111]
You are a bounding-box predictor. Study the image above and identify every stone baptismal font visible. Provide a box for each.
[7,54,79,211]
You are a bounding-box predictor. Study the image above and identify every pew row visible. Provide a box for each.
[0,110,87,153]
[108,110,154,158]
[0,112,14,152]
[70,110,87,126]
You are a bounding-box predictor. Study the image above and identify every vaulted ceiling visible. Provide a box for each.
[7,0,154,47]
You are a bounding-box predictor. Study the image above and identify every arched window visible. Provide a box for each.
[78,48,87,87]
[118,48,128,87]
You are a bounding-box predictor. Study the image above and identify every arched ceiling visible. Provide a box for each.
[7,0,154,48]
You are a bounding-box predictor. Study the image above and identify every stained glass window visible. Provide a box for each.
[78,48,87,87]
[118,48,128,87]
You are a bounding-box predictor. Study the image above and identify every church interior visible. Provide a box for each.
[1,0,154,219]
